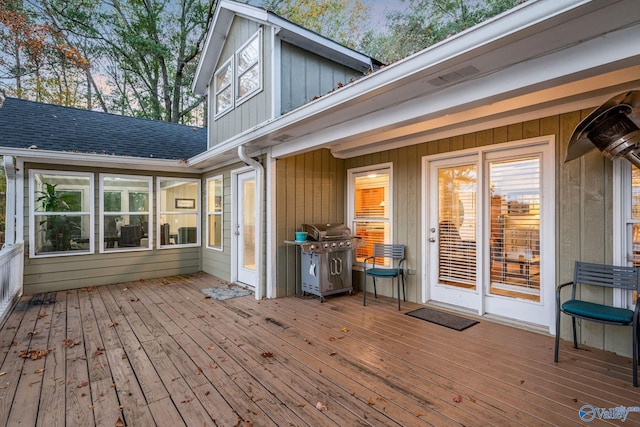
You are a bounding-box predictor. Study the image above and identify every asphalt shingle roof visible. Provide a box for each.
[0,97,207,160]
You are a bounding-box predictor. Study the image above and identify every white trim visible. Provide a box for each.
[230,166,256,288]
[271,25,281,120]
[156,177,201,249]
[98,174,153,254]
[29,169,95,258]
[613,159,635,308]
[3,156,15,246]
[266,149,276,298]
[205,175,224,251]
[16,159,24,243]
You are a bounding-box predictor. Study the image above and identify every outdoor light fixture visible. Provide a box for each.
[565,90,640,167]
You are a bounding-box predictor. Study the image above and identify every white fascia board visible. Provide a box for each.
[0,147,202,173]
[275,21,640,158]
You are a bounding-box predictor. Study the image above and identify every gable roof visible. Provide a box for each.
[192,0,382,95]
[0,97,207,161]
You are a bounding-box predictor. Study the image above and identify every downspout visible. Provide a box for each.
[3,155,15,246]
[238,146,264,300]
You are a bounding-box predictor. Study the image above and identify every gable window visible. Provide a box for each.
[236,30,261,103]
[206,176,223,250]
[214,57,233,117]
[348,164,393,264]
[158,177,200,247]
[30,170,94,257]
[100,174,152,252]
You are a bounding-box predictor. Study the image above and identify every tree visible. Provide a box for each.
[261,0,368,50]
[359,0,522,64]
[0,0,91,106]
[37,0,216,123]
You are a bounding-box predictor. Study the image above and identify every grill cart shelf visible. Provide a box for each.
[286,223,364,302]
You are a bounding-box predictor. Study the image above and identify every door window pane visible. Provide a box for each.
[438,165,477,288]
[489,157,540,301]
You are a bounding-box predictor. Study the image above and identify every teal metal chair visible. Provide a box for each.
[363,244,406,310]
[555,261,640,386]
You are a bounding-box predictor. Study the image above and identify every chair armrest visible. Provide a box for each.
[556,281,574,307]
[364,256,374,270]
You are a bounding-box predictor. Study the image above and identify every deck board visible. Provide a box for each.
[2,272,640,426]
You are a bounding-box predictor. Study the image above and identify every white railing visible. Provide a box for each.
[0,242,24,327]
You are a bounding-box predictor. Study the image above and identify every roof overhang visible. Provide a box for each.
[189,0,640,168]
[191,0,377,95]
[2,147,203,174]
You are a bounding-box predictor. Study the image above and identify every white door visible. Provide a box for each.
[428,156,482,312]
[234,170,257,288]
[426,141,555,329]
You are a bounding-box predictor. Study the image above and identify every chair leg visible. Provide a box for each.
[363,274,367,306]
[373,277,377,298]
[633,322,638,387]
[554,310,561,362]
[571,317,578,349]
[396,277,400,311]
[401,272,406,301]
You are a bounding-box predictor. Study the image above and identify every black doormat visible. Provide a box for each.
[406,307,478,331]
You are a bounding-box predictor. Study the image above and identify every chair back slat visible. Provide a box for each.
[373,244,404,260]
[574,261,640,292]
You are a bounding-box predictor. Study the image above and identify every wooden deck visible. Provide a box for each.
[2,273,640,426]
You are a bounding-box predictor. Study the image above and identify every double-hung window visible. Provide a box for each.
[348,164,393,264]
[158,177,200,247]
[30,170,94,257]
[100,174,152,252]
[206,176,223,250]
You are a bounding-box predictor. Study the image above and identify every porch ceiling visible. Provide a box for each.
[189,0,640,169]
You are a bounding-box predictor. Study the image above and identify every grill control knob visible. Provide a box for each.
[310,244,316,250]
[324,243,329,249]
[339,241,344,247]
[331,242,337,248]
[346,241,351,246]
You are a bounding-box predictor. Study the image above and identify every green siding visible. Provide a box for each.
[280,42,364,114]
[21,163,202,295]
[209,17,272,146]
[275,149,345,296]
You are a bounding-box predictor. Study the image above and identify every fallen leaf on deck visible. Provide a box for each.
[122,288,128,291]
[19,349,51,360]
[414,413,426,417]
[368,397,376,406]
[208,346,215,350]
[261,352,274,358]
[304,339,312,345]
[453,395,462,403]
[340,328,348,333]
[519,380,525,385]
[35,368,45,374]
[37,313,48,320]
[27,330,40,336]
[94,350,104,357]
[130,298,139,302]
[115,417,125,427]
[328,351,337,356]
[316,402,328,411]
[328,337,336,341]
[0,372,6,376]
[77,381,89,388]
[211,364,218,369]
[197,314,205,318]
[108,322,119,328]
[181,397,193,403]
[204,295,211,299]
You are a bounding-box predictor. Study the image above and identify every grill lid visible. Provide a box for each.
[302,223,352,241]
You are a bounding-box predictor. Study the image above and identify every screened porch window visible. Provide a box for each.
[158,178,200,247]
[100,175,152,252]
[207,176,223,250]
[349,165,392,264]
[30,170,93,257]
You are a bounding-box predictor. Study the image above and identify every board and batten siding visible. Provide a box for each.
[274,110,624,357]
[208,17,272,147]
[21,163,201,295]
[279,42,365,115]
[275,149,345,297]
